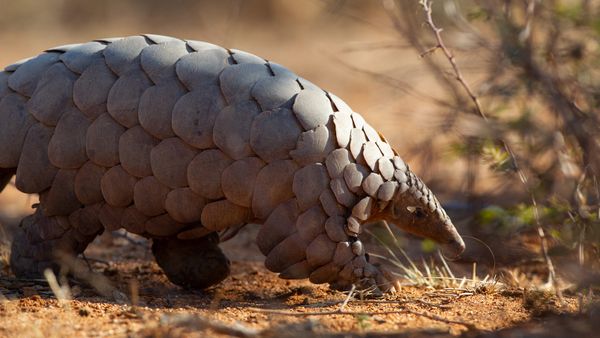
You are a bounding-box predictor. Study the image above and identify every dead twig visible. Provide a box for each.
[161,314,260,338]
[249,306,476,330]
[43,269,71,310]
[329,53,453,109]
[338,40,413,53]
[349,298,452,309]
[404,308,477,330]
[56,252,129,303]
[418,0,486,120]
[417,0,560,298]
[305,296,452,309]
[339,284,355,312]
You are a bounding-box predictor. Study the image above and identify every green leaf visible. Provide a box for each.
[481,141,511,172]
[478,205,508,225]
[421,239,438,253]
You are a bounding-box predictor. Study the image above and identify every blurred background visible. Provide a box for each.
[0,0,599,289]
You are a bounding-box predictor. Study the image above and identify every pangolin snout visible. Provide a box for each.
[441,234,465,259]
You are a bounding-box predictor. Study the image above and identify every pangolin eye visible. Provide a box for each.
[414,208,426,218]
[407,206,426,219]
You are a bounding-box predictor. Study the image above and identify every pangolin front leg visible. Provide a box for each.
[151,232,230,289]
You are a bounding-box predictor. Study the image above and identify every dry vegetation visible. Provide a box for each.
[1,0,599,337]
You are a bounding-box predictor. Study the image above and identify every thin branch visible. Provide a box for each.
[417,0,561,297]
[519,0,537,44]
[386,1,465,104]
[329,53,457,110]
[249,306,476,330]
[338,40,414,53]
[56,252,129,303]
[420,45,440,58]
[445,0,492,49]
[161,314,259,338]
[349,299,452,309]
[43,269,71,310]
[419,0,486,120]
[306,297,452,309]
[339,284,355,312]
[503,111,560,301]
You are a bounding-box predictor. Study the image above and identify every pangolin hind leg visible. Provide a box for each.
[152,232,230,289]
[10,208,102,277]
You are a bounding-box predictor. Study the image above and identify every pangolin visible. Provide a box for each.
[0,34,465,292]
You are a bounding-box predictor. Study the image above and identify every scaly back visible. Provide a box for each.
[0,34,458,291]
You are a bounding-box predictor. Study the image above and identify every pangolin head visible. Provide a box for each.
[385,167,465,258]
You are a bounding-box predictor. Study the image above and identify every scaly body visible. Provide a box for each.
[0,34,464,291]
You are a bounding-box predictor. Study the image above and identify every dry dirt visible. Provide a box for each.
[0,228,584,338]
[0,188,592,338]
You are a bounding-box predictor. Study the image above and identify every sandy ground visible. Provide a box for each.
[0,208,590,337]
[0,231,583,338]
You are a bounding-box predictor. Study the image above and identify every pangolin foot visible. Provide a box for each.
[152,233,230,290]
